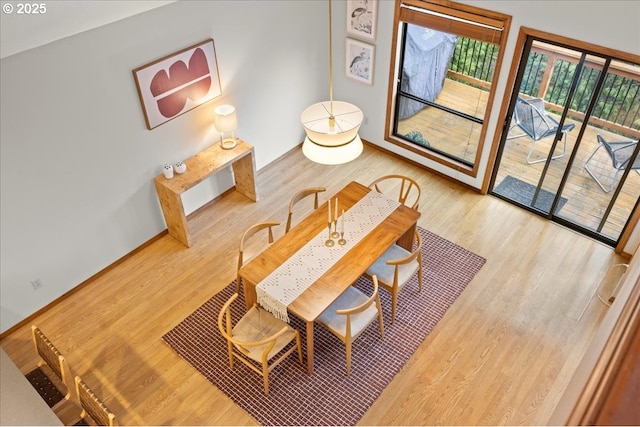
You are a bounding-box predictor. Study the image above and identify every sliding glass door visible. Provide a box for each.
[491,36,640,246]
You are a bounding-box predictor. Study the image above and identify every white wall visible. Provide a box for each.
[0,0,327,332]
[1,0,639,332]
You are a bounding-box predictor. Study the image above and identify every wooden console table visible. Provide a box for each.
[154,139,257,247]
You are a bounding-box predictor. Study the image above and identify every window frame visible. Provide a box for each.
[385,0,511,177]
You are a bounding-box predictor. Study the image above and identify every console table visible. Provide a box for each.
[154,139,257,247]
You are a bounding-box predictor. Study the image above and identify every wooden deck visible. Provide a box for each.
[399,79,640,241]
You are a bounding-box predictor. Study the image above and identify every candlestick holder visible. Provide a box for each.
[325,222,335,247]
[338,231,346,246]
[331,220,340,238]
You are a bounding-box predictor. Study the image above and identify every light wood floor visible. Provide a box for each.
[0,144,629,426]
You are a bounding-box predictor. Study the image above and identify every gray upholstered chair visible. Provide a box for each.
[316,276,384,376]
[365,230,422,323]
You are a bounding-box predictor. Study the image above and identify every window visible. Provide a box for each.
[385,0,511,176]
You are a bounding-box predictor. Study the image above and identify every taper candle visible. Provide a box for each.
[341,209,344,233]
[334,198,338,221]
[328,198,331,223]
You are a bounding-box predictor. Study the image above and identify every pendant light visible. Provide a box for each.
[301,0,364,165]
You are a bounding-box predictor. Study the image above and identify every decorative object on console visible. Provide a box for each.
[133,39,222,130]
[163,164,174,179]
[174,161,187,174]
[214,104,238,150]
[301,0,364,165]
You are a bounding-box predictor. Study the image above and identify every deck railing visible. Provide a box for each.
[448,38,640,139]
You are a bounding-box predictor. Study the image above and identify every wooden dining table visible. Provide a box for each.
[238,181,421,373]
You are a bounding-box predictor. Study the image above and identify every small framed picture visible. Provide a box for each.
[345,38,375,85]
[346,0,378,42]
[133,39,222,130]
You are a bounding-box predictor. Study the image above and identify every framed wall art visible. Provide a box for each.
[133,39,222,130]
[346,0,378,42]
[345,38,375,85]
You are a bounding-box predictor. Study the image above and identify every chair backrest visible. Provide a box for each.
[597,134,640,170]
[368,175,421,210]
[286,187,326,232]
[514,96,556,141]
[238,221,280,273]
[31,325,75,402]
[387,230,422,284]
[75,376,117,426]
[336,278,380,318]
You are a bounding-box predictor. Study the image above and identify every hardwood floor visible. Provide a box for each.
[0,144,629,425]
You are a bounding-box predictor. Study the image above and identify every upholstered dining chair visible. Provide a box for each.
[217,293,303,395]
[75,376,117,426]
[30,325,77,409]
[365,229,422,323]
[584,134,640,193]
[236,221,280,293]
[316,276,385,376]
[368,175,421,210]
[285,187,326,232]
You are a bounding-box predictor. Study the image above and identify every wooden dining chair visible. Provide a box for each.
[75,376,117,426]
[368,175,421,210]
[316,277,385,376]
[365,230,423,323]
[285,187,326,232]
[217,293,303,395]
[29,325,77,409]
[236,221,280,293]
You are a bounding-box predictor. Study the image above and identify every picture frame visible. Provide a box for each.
[345,38,375,85]
[346,0,378,42]
[133,39,222,130]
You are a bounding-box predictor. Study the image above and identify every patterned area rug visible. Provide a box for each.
[163,227,486,426]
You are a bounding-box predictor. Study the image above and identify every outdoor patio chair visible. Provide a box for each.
[285,187,326,232]
[584,134,640,193]
[510,96,576,165]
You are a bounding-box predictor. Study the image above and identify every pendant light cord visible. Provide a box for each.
[328,0,335,125]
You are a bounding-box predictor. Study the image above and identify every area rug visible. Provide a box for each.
[494,175,568,213]
[162,226,486,426]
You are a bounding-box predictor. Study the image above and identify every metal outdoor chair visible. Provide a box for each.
[510,96,576,165]
[584,134,640,193]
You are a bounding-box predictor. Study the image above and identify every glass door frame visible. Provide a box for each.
[485,27,640,252]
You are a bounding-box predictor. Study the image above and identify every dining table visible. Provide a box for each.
[238,180,421,373]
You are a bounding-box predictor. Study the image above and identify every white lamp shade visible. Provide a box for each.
[214,105,238,132]
[301,101,363,148]
[302,134,363,165]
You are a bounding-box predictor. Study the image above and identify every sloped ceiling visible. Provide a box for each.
[0,1,176,59]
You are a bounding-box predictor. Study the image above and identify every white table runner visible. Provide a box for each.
[256,190,401,322]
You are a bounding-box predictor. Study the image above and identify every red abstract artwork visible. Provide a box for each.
[133,39,221,130]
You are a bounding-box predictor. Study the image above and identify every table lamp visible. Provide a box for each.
[214,104,238,149]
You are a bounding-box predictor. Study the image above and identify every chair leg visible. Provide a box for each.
[345,336,352,376]
[262,362,269,395]
[526,133,568,165]
[390,292,398,324]
[295,331,303,365]
[584,144,613,192]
